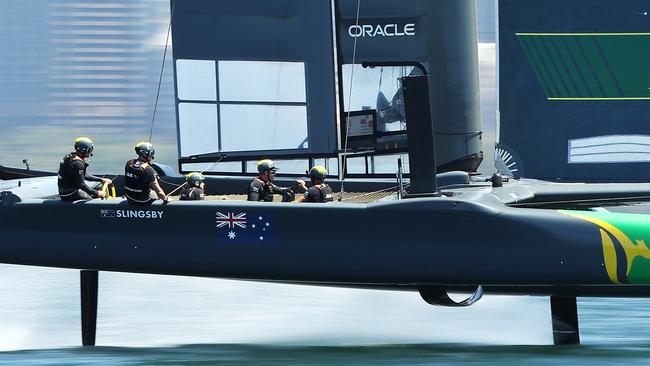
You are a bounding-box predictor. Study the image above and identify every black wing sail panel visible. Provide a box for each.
[172,0,338,170]
[335,0,483,172]
[172,0,483,175]
[498,0,650,182]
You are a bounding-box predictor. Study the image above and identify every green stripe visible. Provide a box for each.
[549,97,650,100]
[517,32,650,36]
[563,37,603,97]
[521,36,558,96]
[517,36,552,97]
[519,33,650,99]
[552,37,589,97]
[595,35,650,97]
[578,36,620,97]
[531,36,568,97]
[541,36,579,97]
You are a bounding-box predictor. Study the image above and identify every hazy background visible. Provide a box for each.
[0,0,177,173]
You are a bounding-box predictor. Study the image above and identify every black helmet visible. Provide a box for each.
[309,165,327,181]
[186,172,205,187]
[74,137,94,156]
[135,141,155,159]
[257,159,277,174]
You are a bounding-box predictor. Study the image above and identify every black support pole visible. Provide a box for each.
[80,270,98,347]
[403,75,439,196]
[550,296,580,345]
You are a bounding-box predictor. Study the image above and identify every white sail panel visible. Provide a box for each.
[218,61,306,103]
[182,162,243,173]
[220,105,307,151]
[175,60,216,101]
[569,135,650,163]
[178,103,218,157]
[246,159,309,174]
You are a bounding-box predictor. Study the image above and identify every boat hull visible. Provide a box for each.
[0,197,631,296]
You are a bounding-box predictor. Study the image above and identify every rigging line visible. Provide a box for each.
[158,177,184,187]
[397,66,407,166]
[94,174,120,191]
[148,0,176,143]
[166,155,227,196]
[339,0,362,201]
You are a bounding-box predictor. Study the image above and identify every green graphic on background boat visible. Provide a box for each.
[516,33,650,100]
[561,210,650,284]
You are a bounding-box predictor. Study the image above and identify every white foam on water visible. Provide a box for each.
[0,327,31,352]
[0,265,554,350]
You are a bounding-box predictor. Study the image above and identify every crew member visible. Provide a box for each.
[296,166,334,203]
[124,141,168,205]
[180,172,206,201]
[58,136,111,201]
[247,159,293,202]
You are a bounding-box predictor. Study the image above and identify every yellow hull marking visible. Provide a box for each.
[599,229,620,284]
[561,211,650,278]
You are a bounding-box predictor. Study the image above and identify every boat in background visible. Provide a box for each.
[497,0,650,181]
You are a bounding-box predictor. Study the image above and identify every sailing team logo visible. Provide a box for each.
[348,23,416,38]
[560,210,650,284]
[215,212,276,244]
[100,209,164,219]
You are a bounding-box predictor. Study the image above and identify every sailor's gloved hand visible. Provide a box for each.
[162,195,170,204]
[295,180,308,191]
[102,178,112,185]
[281,188,295,202]
[96,191,107,199]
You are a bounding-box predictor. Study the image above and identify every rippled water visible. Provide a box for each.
[1,265,649,364]
[6,343,650,366]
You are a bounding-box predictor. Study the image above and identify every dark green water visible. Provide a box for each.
[4,343,650,365]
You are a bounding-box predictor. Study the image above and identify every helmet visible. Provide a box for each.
[257,159,277,174]
[135,141,155,159]
[74,137,94,156]
[309,165,327,181]
[186,172,205,187]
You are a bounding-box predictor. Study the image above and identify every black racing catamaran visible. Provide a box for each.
[3,0,650,347]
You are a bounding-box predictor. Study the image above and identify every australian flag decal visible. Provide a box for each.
[215,212,276,244]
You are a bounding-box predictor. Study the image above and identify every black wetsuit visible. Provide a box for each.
[57,153,103,201]
[180,187,205,201]
[124,159,158,205]
[247,178,286,202]
[303,183,334,203]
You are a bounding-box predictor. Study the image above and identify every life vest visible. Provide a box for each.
[180,187,205,201]
[249,178,274,202]
[315,184,334,202]
[124,159,153,203]
[57,152,83,196]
